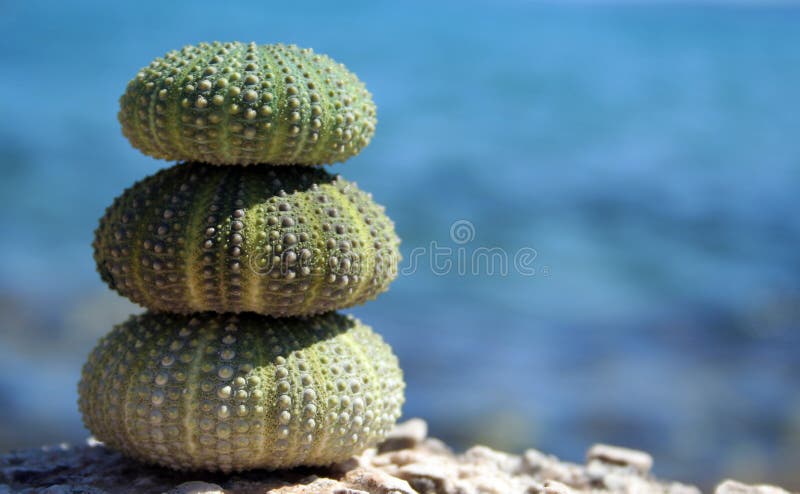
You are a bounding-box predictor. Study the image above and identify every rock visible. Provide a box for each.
[544,480,575,494]
[344,467,416,494]
[268,477,363,494]
[521,449,589,487]
[378,419,429,453]
[715,480,794,494]
[463,445,523,474]
[0,418,793,494]
[669,483,707,494]
[601,473,655,494]
[396,461,456,493]
[587,444,654,474]
[165,481,226,494]
[419,438,452,456]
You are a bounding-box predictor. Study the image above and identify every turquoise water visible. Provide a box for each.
[1,0,799,488]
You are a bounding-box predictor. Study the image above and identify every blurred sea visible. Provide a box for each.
[1,0,799,489]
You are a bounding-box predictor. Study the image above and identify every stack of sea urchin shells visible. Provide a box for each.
[79,41,405,472]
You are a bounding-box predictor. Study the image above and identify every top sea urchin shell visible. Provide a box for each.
[118,42,377,165]
[93,163,400,316]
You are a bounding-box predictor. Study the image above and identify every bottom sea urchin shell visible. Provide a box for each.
[78,312,404,472]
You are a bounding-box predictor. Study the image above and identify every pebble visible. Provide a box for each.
[715,480,793,494]
[165,481,225,494]
[544,480,576,494]
[587,444,654,474]
[344,467,416,494]
[378,419,428,453]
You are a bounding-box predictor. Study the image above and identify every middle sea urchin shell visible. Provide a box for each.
[78,311,404,472]
[93,163,400,316]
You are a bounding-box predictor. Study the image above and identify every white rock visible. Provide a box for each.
[544,480,576,494]
[378,418,429,453]
[462,445,523,474]
[587,444,654,474]
[397,461,458,493]
[715,480,793,494]
[344,467,417,494]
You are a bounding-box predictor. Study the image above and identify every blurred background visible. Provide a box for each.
[1,0,799,490]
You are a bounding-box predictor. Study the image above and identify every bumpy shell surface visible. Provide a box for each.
[93,163,400,316]
[119,41,376,165]
[78,311,404,472]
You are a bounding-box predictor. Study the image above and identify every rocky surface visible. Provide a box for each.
[0,419,794,494]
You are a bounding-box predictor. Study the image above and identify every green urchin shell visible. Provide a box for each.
[93,163,400,316]
[119,41,376,165]
[78,311,404,472]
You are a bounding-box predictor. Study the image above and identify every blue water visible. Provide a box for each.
[1,0,800,489]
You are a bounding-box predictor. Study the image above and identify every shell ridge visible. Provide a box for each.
[283,48,315,164]
[119,317,148,460]
[128,174,160,310]
[294,177,326,315]
[301,49,333,164]
[256,44,283,164]
[180,314,210,465]
[328,183,375,309]
[183,167,212,308]
[218,168,242,311]
[167,46,206,161]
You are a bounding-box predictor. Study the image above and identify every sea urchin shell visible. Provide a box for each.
[93,162,400,316]
[78,311,404,472]
[118,42,377,165]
